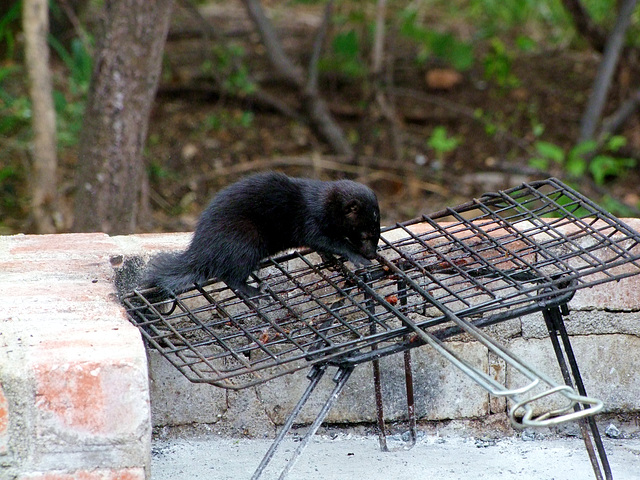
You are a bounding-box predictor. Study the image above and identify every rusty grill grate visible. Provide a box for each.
[122,178,640,390]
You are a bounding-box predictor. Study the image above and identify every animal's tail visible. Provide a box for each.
[142,251,197,300]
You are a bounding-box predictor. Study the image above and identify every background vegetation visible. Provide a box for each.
[2,0,640,233]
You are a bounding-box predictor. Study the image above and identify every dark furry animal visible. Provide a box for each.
[144,171,380,298]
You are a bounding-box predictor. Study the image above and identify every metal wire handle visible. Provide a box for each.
[367,255,604,428]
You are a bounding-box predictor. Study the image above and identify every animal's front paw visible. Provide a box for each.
[236,284,265,301]
[319,252,340,269]
[346,253,372,267]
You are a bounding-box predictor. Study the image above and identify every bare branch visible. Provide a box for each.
[370,0,404,161]
[578,0,638,143]
[371,0,387,77]
[598,87,640,139]
[560,0,608,52]
[58,0,93,53]
[241,0,303,86]
[240,0,353,156]
[302,96,354,156]
[306,0,333,95]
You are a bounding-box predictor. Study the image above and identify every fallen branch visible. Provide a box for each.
[240,0,353,156]
[156,82,301,120]
[598,87,640,140]
[189,154,449,196]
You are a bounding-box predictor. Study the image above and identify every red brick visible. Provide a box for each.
[34,362,106,433]
[18,467,145,480]
[0,383,8,454]
[33,357,148,438]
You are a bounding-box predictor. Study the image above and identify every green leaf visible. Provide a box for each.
[565,140,596,177]
[516,35,536,52]
[333,30,360,59]
[570,140,597,158]
[428,126,462,154]
[606,135,627,152]
[528,157,549,171]
[529,158,549,171]
[590,155,617,185]
[534,141,564,163]
[532,122,545,137]
[564,155,587,177]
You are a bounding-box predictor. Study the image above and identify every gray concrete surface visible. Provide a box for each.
[150,431,640,480]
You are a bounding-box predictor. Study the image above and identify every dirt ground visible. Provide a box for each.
[4,2,640,234]
[139,2,640,233]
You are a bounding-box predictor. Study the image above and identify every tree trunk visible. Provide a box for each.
[73,0,174,234]
[23,0,58,233]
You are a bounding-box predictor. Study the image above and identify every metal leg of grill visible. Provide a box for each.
[542,305,612,480]
[372,347,417,452]
[251,364,354,480]
[371,279,417,452]
[372,355,388,451]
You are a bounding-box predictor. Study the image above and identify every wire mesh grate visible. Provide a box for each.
[122,178,640,390]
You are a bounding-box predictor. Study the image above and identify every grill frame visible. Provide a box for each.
[122,178,640,390]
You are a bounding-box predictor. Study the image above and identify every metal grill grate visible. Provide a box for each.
[122,178,640,391]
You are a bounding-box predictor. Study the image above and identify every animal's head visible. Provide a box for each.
[329,180,381,259]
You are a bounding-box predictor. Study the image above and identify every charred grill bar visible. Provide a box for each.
[123,178,640,480]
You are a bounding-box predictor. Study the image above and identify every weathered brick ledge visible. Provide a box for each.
[2,223,640,478]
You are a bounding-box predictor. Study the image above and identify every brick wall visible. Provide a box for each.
[1,223,640,477]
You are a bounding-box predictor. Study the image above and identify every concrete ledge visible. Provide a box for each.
[1,220,640,477]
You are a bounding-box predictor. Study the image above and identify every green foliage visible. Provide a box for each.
[203,109,255,133]
[48,37,93,95]
[319,29,366,78]
[399,8,474,71]
[207,44,256,95]
[467,0,569,41]
[530,141,564,169]
[0,1,21,59]
[47,36,93,147]
[0,10,93,156]
[147,160,172,182]
[482,38,519,89]
[588,135,636,184]
[0,65,31,137]
[529,136,636,185]
[599,194,638,218]
[427,126,462,158]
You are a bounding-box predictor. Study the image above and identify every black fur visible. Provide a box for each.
[143,171,380,298]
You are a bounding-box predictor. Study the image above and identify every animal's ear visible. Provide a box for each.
[344,199,361,218]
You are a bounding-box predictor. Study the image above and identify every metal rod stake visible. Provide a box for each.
[277,365,354,480]
[543,306,612,480]
[251,365,327,480]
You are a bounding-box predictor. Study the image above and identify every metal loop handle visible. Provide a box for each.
[375,255,604,429]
